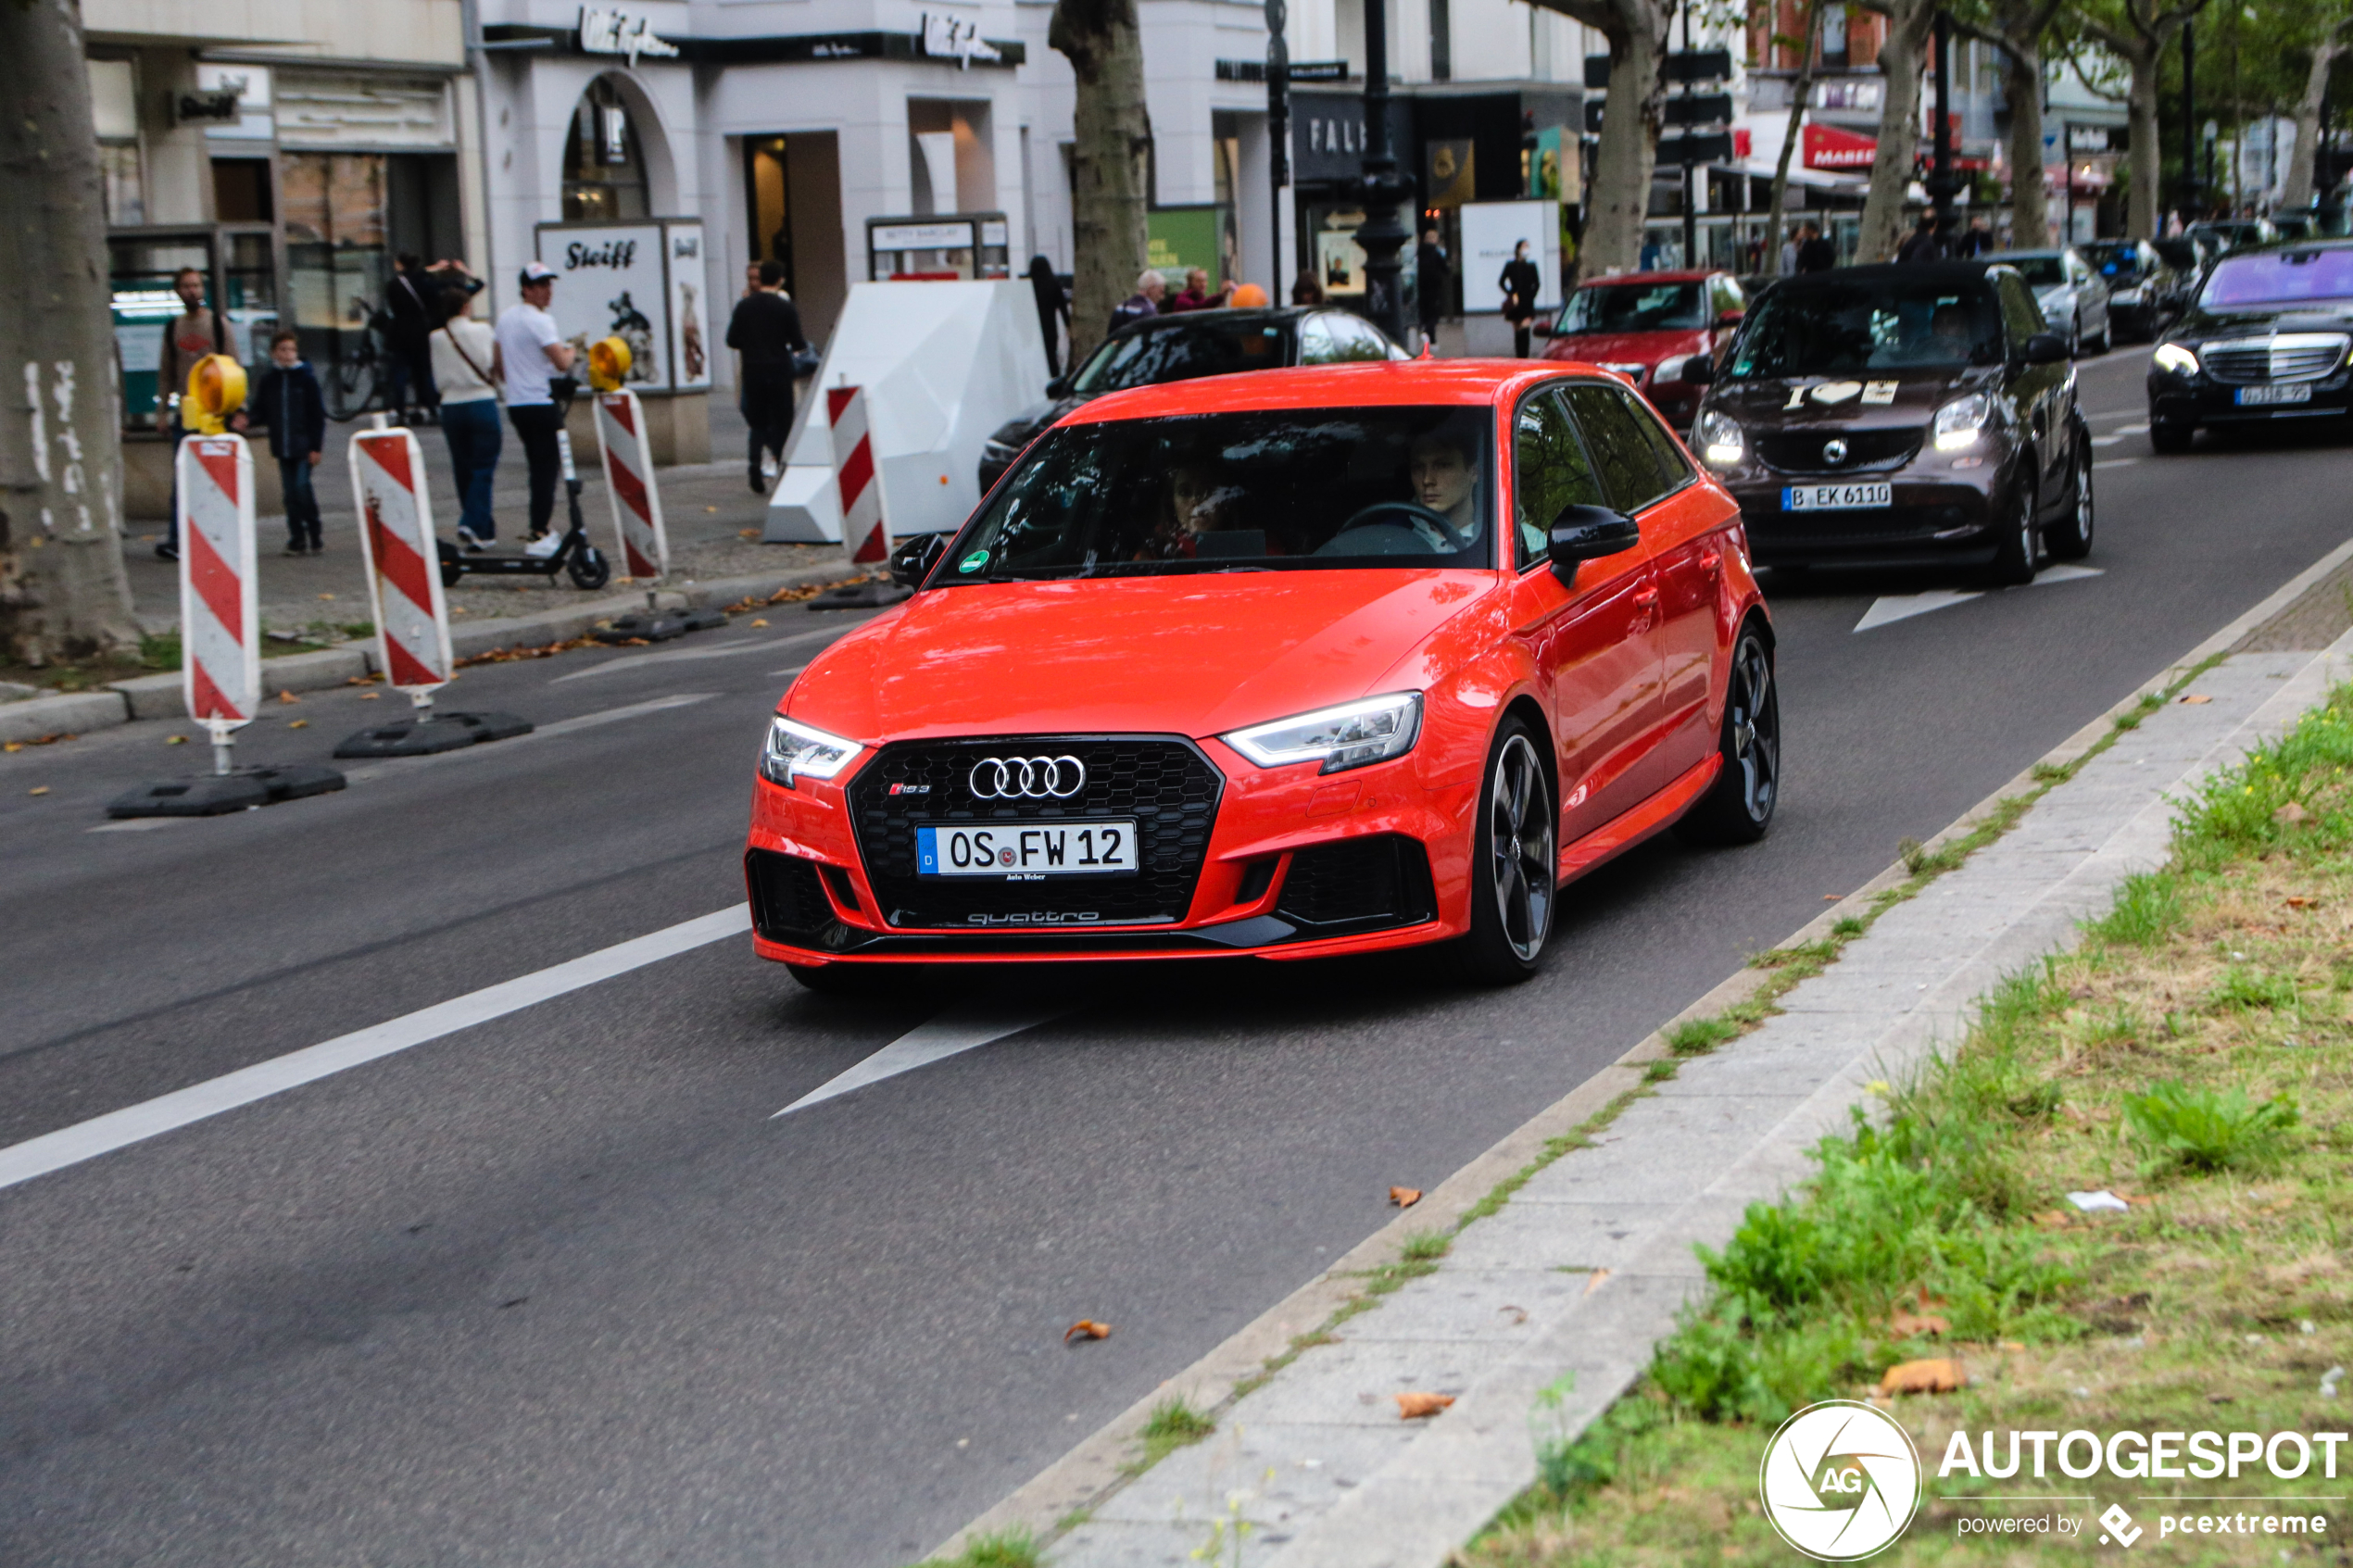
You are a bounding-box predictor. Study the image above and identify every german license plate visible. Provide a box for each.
[1783,483,1893,511]
[917,820,1139,878]
[2237,383,2313,406]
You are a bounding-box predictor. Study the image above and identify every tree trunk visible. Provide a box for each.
[1765,0,1826,271]
[2001,43,2051,245]
[0,0,138,666]
[1576,8,1672,278]
[1051,0,1151,364]
[2125,41,2164,235]
[1856,0,1940,263]
[2280,33,2346,209]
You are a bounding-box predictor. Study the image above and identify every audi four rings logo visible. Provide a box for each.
[969,756,1087,799]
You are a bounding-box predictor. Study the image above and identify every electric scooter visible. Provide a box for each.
[436,383,611,591]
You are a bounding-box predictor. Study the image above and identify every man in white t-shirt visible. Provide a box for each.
[496,261,578,544]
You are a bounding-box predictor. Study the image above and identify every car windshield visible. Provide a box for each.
[1554,282,1705,334]
[941,407,1495,581]
[1722,277,2003,380]
[1067,320,1294,394]
[2000,255,2067,286]
[2081,244,2147,282]
[2201,248,2353,307]
[2152,238,2201,270]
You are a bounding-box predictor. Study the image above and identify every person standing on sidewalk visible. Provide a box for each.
[253,330,326,556]
[1416,227,1451,351]
[432,287,505,550]
[383,254,440,425]
[1498,240,1541,358]
[1026,255,1071,377]
[726,260,808,495]
[157,266,236,561]
[496,261,576,547]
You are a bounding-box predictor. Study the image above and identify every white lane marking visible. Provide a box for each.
[774,1002,1077,1117]
[2112,420,2150,435]
[551,625,844,684]
[0,906,751,1194]
[2096,458,2142,469]
[1854,565,2105,632]
[766,662,809,681]
[338,694,715,784]
[2090,433,2128,447]
[88,817,194,834]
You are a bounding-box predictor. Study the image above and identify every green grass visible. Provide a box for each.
[908,1526,1040,1568]
[1132,1397,1216,1470]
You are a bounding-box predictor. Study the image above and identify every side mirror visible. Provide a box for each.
[1548,504,1642,581]
[1045,376,1072,398]
[888,532,948,589]
[1715,308,1745,327]
[2023,332,2070,365]
[1681,353,1715,385]
[1530,320,1554,338]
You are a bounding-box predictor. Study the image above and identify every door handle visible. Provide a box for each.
[1697,548,1721,575]
[1632,586,1660,608]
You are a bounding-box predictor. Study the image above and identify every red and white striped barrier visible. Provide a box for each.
[348,427,455,700]
[594,388,669,580]
[828,384,890,565]
[177,435,258,758]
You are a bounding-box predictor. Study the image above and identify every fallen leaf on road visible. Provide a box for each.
[1395,1392,1454,1419]
[750,619,769,628]
[1823,894,1842,901]
[706,506,718,513]
[1063,1320,1111,1343]
[2286,896,2315,909]
[27,786,49,797]
[1389,1186,1421,1208]
[1879,1359,1964,1396]
[166,734,186,745]
[2275,802,2311,825]
[2180,694,2213,705]
[1584,1268,1612,1296]
[359,692,380,700]
[288,719,308,729]
[740,528,761,540]
[318,593,335,601]
[277,690,299,704]
[1,742,17,753]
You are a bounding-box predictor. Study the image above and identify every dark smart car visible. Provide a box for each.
[1689,262,2094,583]
[2146,240,2353,453]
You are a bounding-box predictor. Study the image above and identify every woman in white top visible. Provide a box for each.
[431,287,506,548]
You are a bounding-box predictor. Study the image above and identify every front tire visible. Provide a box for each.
[2150,420,2195,455]
[567,545,611,591]
[1987,475,2039,587]
[2068,315,2082,358]
[2046,440,2095,560]
[1675,622,1780,847]
[1450,720,1555,985]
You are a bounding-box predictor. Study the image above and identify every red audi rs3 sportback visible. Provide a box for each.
[745,360,1778,987]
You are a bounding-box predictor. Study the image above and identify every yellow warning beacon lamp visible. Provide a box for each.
[586,336,633,393]
[184,353,247,434]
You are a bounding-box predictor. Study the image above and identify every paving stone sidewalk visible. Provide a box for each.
[1038,635,2353,1568]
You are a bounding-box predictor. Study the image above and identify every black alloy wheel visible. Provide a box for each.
[1988,475,2040,587]
[1676,623,1780,847]
[1452,719,1555,985]
[2068,314,2083,359]
[2046,439,2095,560]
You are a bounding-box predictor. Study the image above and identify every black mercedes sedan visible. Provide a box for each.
[976,307,1406,491]
[2146,240,2353,453]
[1688,261,2094,583]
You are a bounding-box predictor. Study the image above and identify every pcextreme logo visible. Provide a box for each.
[1759,1399,1924,1561]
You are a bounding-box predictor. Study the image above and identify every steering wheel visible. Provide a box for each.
[1332,501,1471,553]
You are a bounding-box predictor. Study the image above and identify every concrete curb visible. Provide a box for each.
[921,538,2353,1565]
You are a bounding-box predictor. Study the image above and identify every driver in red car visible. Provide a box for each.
[1408,427,1480,543]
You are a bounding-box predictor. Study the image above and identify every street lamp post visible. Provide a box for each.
[2181,20,2197,218]
[1267,0,1290,295]
[1351,0,1412,342]
[1927,11,1957,236]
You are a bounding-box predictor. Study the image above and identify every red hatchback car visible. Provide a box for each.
[745,361,1777,986]
[1540,270,1748,429]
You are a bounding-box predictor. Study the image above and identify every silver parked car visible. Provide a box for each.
[1987,248,2112,357]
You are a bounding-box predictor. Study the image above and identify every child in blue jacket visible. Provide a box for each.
[255,330,327,554]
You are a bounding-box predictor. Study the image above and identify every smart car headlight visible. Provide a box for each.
[760,714,861,787]
[1223,692,1423,775]
[2152,341,2200,375]
[1694,408,1744,468]
[1932,391,1994,452]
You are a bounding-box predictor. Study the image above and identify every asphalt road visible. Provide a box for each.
[3,345,2347,1567]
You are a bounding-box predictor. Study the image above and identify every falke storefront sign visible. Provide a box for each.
[1290,94,1416,184]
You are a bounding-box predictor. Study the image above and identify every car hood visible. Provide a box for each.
[1543,328,1705,368]
[2171,301,2353,343]
[785,571,1496,743]
[1704,365,1994,429]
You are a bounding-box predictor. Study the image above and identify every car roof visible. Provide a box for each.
[1768,260,2008,287]
[1574,270,1721,285]
[1060,359,1614,423]
[1109,307,1326,338]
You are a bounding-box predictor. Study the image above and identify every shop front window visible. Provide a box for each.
[564,80,650,220]
[283,150,390,420]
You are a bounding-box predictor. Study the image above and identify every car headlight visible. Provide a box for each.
[759,714,861,787]
[2152,341,2200,375]
[1933,391,1994,452]
[1223,692,1423,774]
[1694,408,1744,468]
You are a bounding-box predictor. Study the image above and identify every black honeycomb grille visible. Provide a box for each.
[1755,428,1923,472]
[746,850,835,943]
[847,736,1223,928]
[1277,836,1437,930]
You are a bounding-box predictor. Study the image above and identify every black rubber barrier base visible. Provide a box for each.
[107,763,347,819]
[331,711,534,759]
[590,608,726,644]
[808,582,910,610]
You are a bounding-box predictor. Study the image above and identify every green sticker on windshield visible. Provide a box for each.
[959,549,989,573]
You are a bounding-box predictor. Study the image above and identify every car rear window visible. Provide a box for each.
[1554,282,1706,335]
[944,406,1496,582]
[1997,255,2067,286]
[2081,244,2146,282]
[2201,248,2353,308]
[1724,277,2003,379]
[1069,320,1295,394]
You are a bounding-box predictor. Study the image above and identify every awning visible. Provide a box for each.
[1804,122,1877,169]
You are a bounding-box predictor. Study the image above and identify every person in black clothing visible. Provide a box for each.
[1027,255,1072,377]
[383,254,439,424]
[1895,212,1949,264]
[254,329,327,555]
[726,259,809,495]
[1794,220,1838,273]
[1416,228,1451,349]
[1498,240,1541,358]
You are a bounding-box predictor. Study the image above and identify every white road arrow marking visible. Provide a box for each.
[774,1001,1076,1116]
[1854,565,2104,633]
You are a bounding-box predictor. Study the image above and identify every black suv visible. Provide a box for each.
[1689,261,2094,583]
[977,307,1406,491]
[2146,239,2353,453]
